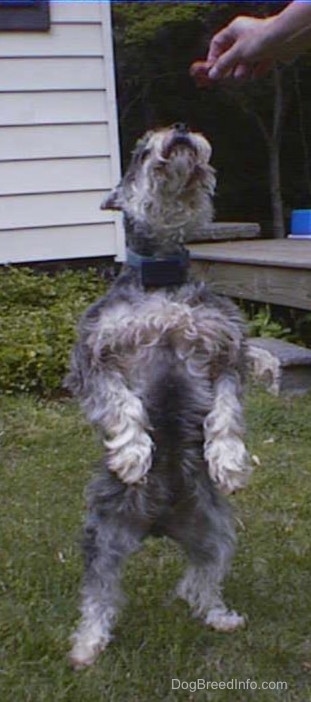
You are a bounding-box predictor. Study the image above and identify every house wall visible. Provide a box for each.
[0,0,125,264]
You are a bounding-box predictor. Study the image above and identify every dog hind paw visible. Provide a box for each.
[205,607,246,632]
[68,637,109,670]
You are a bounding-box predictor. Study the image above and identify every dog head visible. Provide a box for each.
[102,124,216,253]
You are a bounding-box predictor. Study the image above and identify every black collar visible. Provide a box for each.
[127,248,189,288]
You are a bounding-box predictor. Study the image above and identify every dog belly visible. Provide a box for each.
[127,346,211,485]
[129,346,208,431]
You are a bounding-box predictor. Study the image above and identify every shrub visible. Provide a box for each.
[0,267,108,396]
[246,304,292,340]
[1,267,308,397]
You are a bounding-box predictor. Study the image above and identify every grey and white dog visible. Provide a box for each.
[66,124,252,670]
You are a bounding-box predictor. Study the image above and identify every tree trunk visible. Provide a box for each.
[234,65,286,238]
[269,66,285,238]
[269,136,285,238]
[293,65,311,199]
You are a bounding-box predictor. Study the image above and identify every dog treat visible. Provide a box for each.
[190,60,213,87]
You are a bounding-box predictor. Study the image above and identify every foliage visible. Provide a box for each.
[1,267,310,399]
[246,303,292,340]
[0,267,108,396]
[243,301,311,346]
[112,2,286,49]
[112,1,209,47]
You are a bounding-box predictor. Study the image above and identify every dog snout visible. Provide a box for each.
[172,122,189,134]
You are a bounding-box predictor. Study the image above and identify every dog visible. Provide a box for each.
[66,123,252,670]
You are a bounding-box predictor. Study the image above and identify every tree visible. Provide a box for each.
[219,63,288,238]
[191,0,289,238]
[112,2,212,158]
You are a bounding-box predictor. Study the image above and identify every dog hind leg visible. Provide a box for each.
[175,498,245,631]
[177,563,245,632]
[69,516,142,669]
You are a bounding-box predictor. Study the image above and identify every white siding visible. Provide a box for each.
[1,91,108,125]
[1,223,118,263]
[0,24,104,57]
[0,124,111,160]
[0,57,107,91]
[0,0,125,264]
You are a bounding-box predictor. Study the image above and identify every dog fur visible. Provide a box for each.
[66,124,252,669]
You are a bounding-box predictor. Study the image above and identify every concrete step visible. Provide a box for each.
[248,337,311,395]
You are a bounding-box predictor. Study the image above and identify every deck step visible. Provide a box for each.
[188,222,260,243]
[189,239,311,311]
[248,337,311,395]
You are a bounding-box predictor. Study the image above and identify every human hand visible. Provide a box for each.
[190,15,274,86]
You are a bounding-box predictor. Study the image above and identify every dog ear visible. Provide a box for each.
[100,185,124,211]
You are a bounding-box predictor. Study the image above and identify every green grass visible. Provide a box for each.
[2,388,311,702]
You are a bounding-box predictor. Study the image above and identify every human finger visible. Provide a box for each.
[233,63,253,80]
[207,25,236,64]
[208,43,241,80]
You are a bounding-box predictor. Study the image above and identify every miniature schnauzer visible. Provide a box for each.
[66,124,252,670]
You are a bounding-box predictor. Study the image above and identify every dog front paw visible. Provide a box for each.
[105,431,154,484]
[204,438,252,495]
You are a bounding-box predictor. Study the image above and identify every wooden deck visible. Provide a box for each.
[189,239,311,310]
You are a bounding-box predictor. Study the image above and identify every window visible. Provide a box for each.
[0,0,50,31]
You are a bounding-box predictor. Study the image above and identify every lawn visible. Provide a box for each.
[1,388,311,702]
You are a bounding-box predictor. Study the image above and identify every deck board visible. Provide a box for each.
[188,239,311,310]
[189,239,311,269]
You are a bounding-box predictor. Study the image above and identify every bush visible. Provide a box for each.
[2,267,309,397]
[0,267,108,396]
[242,301,311,346]
[245,304,292,340]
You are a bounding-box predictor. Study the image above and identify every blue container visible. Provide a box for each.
[290,209,311,237]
